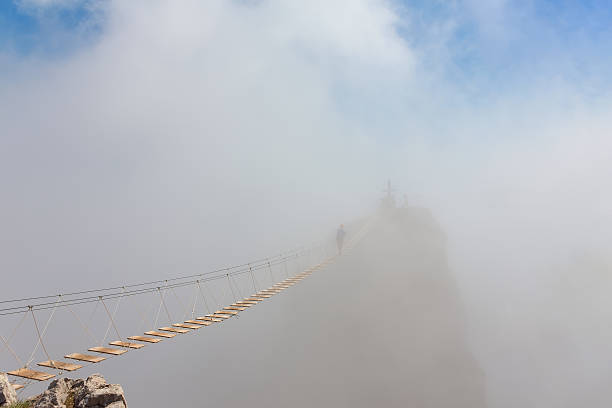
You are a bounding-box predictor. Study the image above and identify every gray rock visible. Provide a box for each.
[33,378,77,408]
[32,374,126,408]
[0,373,17,406]
[74,375,126,408]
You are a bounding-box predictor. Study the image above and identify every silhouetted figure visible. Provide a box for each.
[336,224,346,254]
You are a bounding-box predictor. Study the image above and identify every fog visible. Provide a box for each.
[1,1,612,407]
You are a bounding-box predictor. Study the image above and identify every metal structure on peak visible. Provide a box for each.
[381,179,396,210]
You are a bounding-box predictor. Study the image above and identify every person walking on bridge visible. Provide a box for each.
[336,224,346,254]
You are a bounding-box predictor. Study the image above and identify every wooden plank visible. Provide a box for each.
[127,335,162,343]
[7,368,55,381]
[173,323,201,329]
[159,327,189,333]
[213,313,234,318]
[231,303,252,308]
[38,360,82,371]
[88,346,128,356]
[243,298,264,302]
[145,330,176,338]
[109,341,144,349]
[225,306,248,311]
[197,316,223,322]
[185,319,213,326]
[11,383,24,391]
[206,313,233,319]
[235,301,257,305]
[209,314,232,319]
[216,310,238,315]
[65,353,105,363]
[251,294,272,298]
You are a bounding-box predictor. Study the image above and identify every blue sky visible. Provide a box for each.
[2,0,611,95]
[399,0,612,97]
[0,0,105,56]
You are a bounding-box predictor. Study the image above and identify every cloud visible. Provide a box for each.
[2,1,612,406]
[0,0,414,286]
[16,0,83,9]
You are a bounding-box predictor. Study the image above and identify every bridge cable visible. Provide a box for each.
[196,281,211,316]
[0,311,28,366]
[100,288,126,345]
[0,251,310,316]
[26,296,60,367]
[65,299,99,346]
[159,286,173,325]
[226,274,237,303]
[229,273,244,301]
[0,246,310,308]
[101,297,123,343]
[30,307,59,371]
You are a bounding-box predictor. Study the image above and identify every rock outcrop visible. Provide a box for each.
[268,207,488,407]
[30,374,127,408]
[0,373,17,406]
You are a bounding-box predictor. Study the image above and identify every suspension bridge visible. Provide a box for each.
[1,222,370,397]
